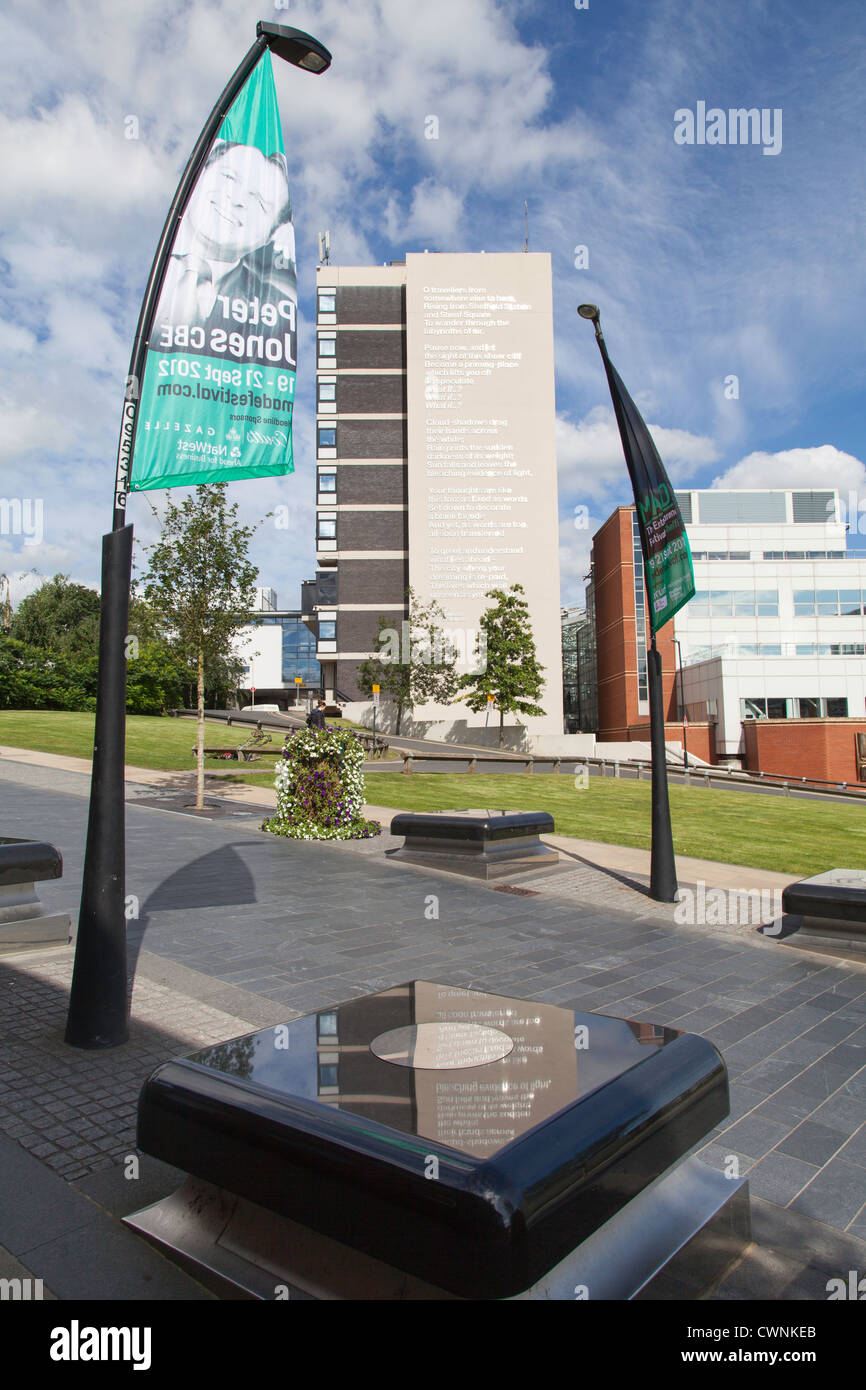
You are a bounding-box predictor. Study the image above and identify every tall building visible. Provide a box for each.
[312,252,563,737]
[583,489,866,776]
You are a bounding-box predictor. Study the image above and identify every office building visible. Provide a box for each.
[311,252,563,738]
[583,489,866,778]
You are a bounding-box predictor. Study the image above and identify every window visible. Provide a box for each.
[318,292,336,314]
[733,590,755,616]
[840,590,863,615]
[817,589,839,616]
[794,589,816,616]
[317,472,336,493]
[785,551,805,560]
[710,591,733,616]
[318,1062,339,1091]
[827,698,848,717]
[317,518,336,540]
[741,698,767,719]
[317,334,336,356]
[763,551,784,559]
[318,426,336,449]
[798,697,820,718]
[317,380,336,402]
[317,1012,338,1036]
[756,590,779,617]
[767,698,789,719]
[318,621,336,641]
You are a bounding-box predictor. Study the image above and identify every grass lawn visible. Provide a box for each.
[0,710,281,772]
[343,772,863,877]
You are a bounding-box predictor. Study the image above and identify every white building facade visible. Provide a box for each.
[673,488,866,759]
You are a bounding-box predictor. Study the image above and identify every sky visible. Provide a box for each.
[1,0,865,612]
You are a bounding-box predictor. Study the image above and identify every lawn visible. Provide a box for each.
[0,710,277,772]
[348,771,865,877]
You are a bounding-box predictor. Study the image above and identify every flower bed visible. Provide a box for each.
[261,726,381,841]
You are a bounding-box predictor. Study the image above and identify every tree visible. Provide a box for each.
[356,587,459,735]
[10,574,101,655]
[458,584,546,748]
[138,484,261,808]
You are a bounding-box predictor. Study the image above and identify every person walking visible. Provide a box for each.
[306,700,327,731]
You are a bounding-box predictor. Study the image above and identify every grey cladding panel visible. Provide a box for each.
[336,375,406,414]
[792,491,835,523]
[338,466,406,505]
[338,559,408,605]
[339,512,408,551]
[336,331,405,369]
[696,492,786,524]
[338,419,406,459]
[336,286,405,324]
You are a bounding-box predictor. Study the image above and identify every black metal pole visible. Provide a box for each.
[582,309,678,902]
[66,30,282,1048]
[65,527,133,1046]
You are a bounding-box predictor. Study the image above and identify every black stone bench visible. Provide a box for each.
[781,869,866,947]
[0,838,71,946]
[127,980,749,1300]
[386,808,558,879]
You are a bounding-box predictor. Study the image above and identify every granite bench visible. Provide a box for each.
[781,869,866,947]
[386,808,559,880]
[0,837,71,946]
[126,980,749,1300]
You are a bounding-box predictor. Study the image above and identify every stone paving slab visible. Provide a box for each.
[0,761,865,1300]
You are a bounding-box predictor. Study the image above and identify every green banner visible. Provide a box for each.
[129,51,296,492]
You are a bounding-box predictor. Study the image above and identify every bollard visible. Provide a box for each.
[468,756,476,774]
[403,754,413,775]
[524,756,534,775]
[614,761,620,779]
[553,757,561,775]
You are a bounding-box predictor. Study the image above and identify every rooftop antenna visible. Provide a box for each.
[523,200,529,253]
[318,229,331,265]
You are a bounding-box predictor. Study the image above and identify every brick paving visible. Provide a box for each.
[1,755,865,1297]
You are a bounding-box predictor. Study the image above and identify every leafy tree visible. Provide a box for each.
[356,587,459,735]
[0,636,97,711]
[126,641,189,716]
[458,584,546,748]
[10,574,101,655]
[138,484,261,808]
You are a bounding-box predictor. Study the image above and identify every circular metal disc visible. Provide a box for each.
[370,1021,514,1070]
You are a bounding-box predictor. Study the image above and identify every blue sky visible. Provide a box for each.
[1,0,864,610]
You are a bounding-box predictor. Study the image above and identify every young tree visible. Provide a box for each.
[139,484,261,808]
[458,584,546,748]
[356,587,459,735]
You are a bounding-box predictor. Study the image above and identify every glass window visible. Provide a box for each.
[826,698,848,717]
[763,551,783,559]
[816,590,839,615]
[767,698,789,719]
[318,427,336,448]
[318,1012,338,1036]
[708,552,728,560]
[840,590,862,615]
[760,645,782,655]
[784,551,805,560]
[794,589,816,616]
[733,590,755,616]
[318,621,336,640]
[318,293,336,313]
[729,552,750,560]
[318,1063,339,1089]
[806,551,826,559]
[741,698,767,719]
[710,591,733,616]
[317,518,336,540]
[796,645,816,655]
[756,589,779,616]
[318,335,336,355]
[690,551,706,560]
[317,381,336,401]
[690,590,709,615]
[318,472,336,492]
[798,697,820,718]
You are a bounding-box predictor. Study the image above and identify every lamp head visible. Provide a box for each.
[577,303,600,323]
[257,21,332,73]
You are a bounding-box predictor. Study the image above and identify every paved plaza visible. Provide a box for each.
[1,752,865,1300]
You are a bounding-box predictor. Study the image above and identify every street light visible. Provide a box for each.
[65,21,331,1051]
[674,637,689,770]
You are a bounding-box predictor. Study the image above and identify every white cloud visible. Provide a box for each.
[557,406,719,499]
[713,445,866,495]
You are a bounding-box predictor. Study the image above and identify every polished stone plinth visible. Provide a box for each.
[0,837,70,946]
[128,981,748,1299]
[386,809,559,879]
[782,869,866,947]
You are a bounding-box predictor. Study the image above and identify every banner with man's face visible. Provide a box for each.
[129,51,296,491]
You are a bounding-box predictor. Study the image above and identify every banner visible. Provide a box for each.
[599,350,695,632]
[129,51,296,492]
